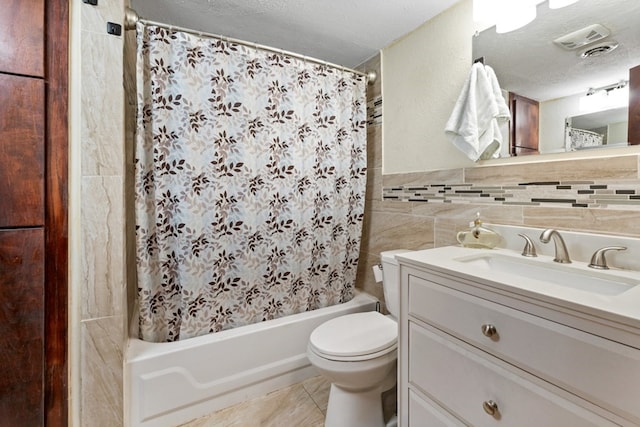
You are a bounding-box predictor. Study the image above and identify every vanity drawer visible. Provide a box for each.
[408,389,465,427]
[408,323,617,427]
[408,274,640,423]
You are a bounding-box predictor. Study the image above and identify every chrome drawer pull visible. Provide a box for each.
[481,324,497,338]
[482,400,499,416]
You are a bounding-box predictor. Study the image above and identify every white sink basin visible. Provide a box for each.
[454,252,640,296]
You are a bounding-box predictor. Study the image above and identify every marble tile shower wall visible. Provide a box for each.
[355,54,390,305]
[78,0,126,425]
[354,56,640,311]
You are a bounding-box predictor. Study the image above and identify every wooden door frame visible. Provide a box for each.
[44,0,68,425]
[629,64,640,145]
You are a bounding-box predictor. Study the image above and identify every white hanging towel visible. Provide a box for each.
[445,62,510,161]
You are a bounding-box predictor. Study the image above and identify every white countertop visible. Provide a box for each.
[397,246,640,331]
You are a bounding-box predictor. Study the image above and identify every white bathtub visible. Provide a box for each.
[125,291,379,427]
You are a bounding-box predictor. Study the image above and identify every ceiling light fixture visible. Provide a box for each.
[496,2,537,33]
[473,0,495,22]
[474,0,538,34]
[579,81,629,112]
[474,0,581,33]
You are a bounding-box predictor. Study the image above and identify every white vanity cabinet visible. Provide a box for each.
[398,251,640,427]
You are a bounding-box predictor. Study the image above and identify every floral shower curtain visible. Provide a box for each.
[134,23,367,342]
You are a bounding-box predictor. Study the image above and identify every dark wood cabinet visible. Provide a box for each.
[0,0,67,425]
[509,92,540,156]
[0,5,46,418]
[0,0,45,77]
[0,74,45,227]
[0,229,45,426]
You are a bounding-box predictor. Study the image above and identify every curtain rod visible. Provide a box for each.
[124,7,377,85]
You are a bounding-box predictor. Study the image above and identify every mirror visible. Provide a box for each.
[473,0,640,155]
[565,107,628,151]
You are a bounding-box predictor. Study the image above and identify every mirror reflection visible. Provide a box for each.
[566,106,628,151]
[473,0,640,156]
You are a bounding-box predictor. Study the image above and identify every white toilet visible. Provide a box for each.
[307,250,409,427]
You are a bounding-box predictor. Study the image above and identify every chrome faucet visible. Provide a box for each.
[539,229,571,263]
[588,246,627,269]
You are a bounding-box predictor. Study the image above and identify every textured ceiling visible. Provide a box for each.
[129,0,460,68]
[474,0,640,101]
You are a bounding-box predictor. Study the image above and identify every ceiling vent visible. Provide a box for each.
[579,41,619,58]
[553,24,610,50]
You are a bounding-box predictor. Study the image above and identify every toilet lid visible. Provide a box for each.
[309,311,397,358]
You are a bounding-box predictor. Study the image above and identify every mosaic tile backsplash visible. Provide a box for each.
[383,180,640,209]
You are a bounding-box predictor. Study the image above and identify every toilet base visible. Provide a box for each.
[324,384,385,427]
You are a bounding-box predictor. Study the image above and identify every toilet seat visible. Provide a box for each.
[309,311,397,361]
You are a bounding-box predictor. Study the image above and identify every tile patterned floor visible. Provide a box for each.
[179,376,331,427]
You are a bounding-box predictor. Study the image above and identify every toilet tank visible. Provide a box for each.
[380,249,411,318]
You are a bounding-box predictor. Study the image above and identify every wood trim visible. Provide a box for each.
[629,64,640,145]
[44,0,68,425]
